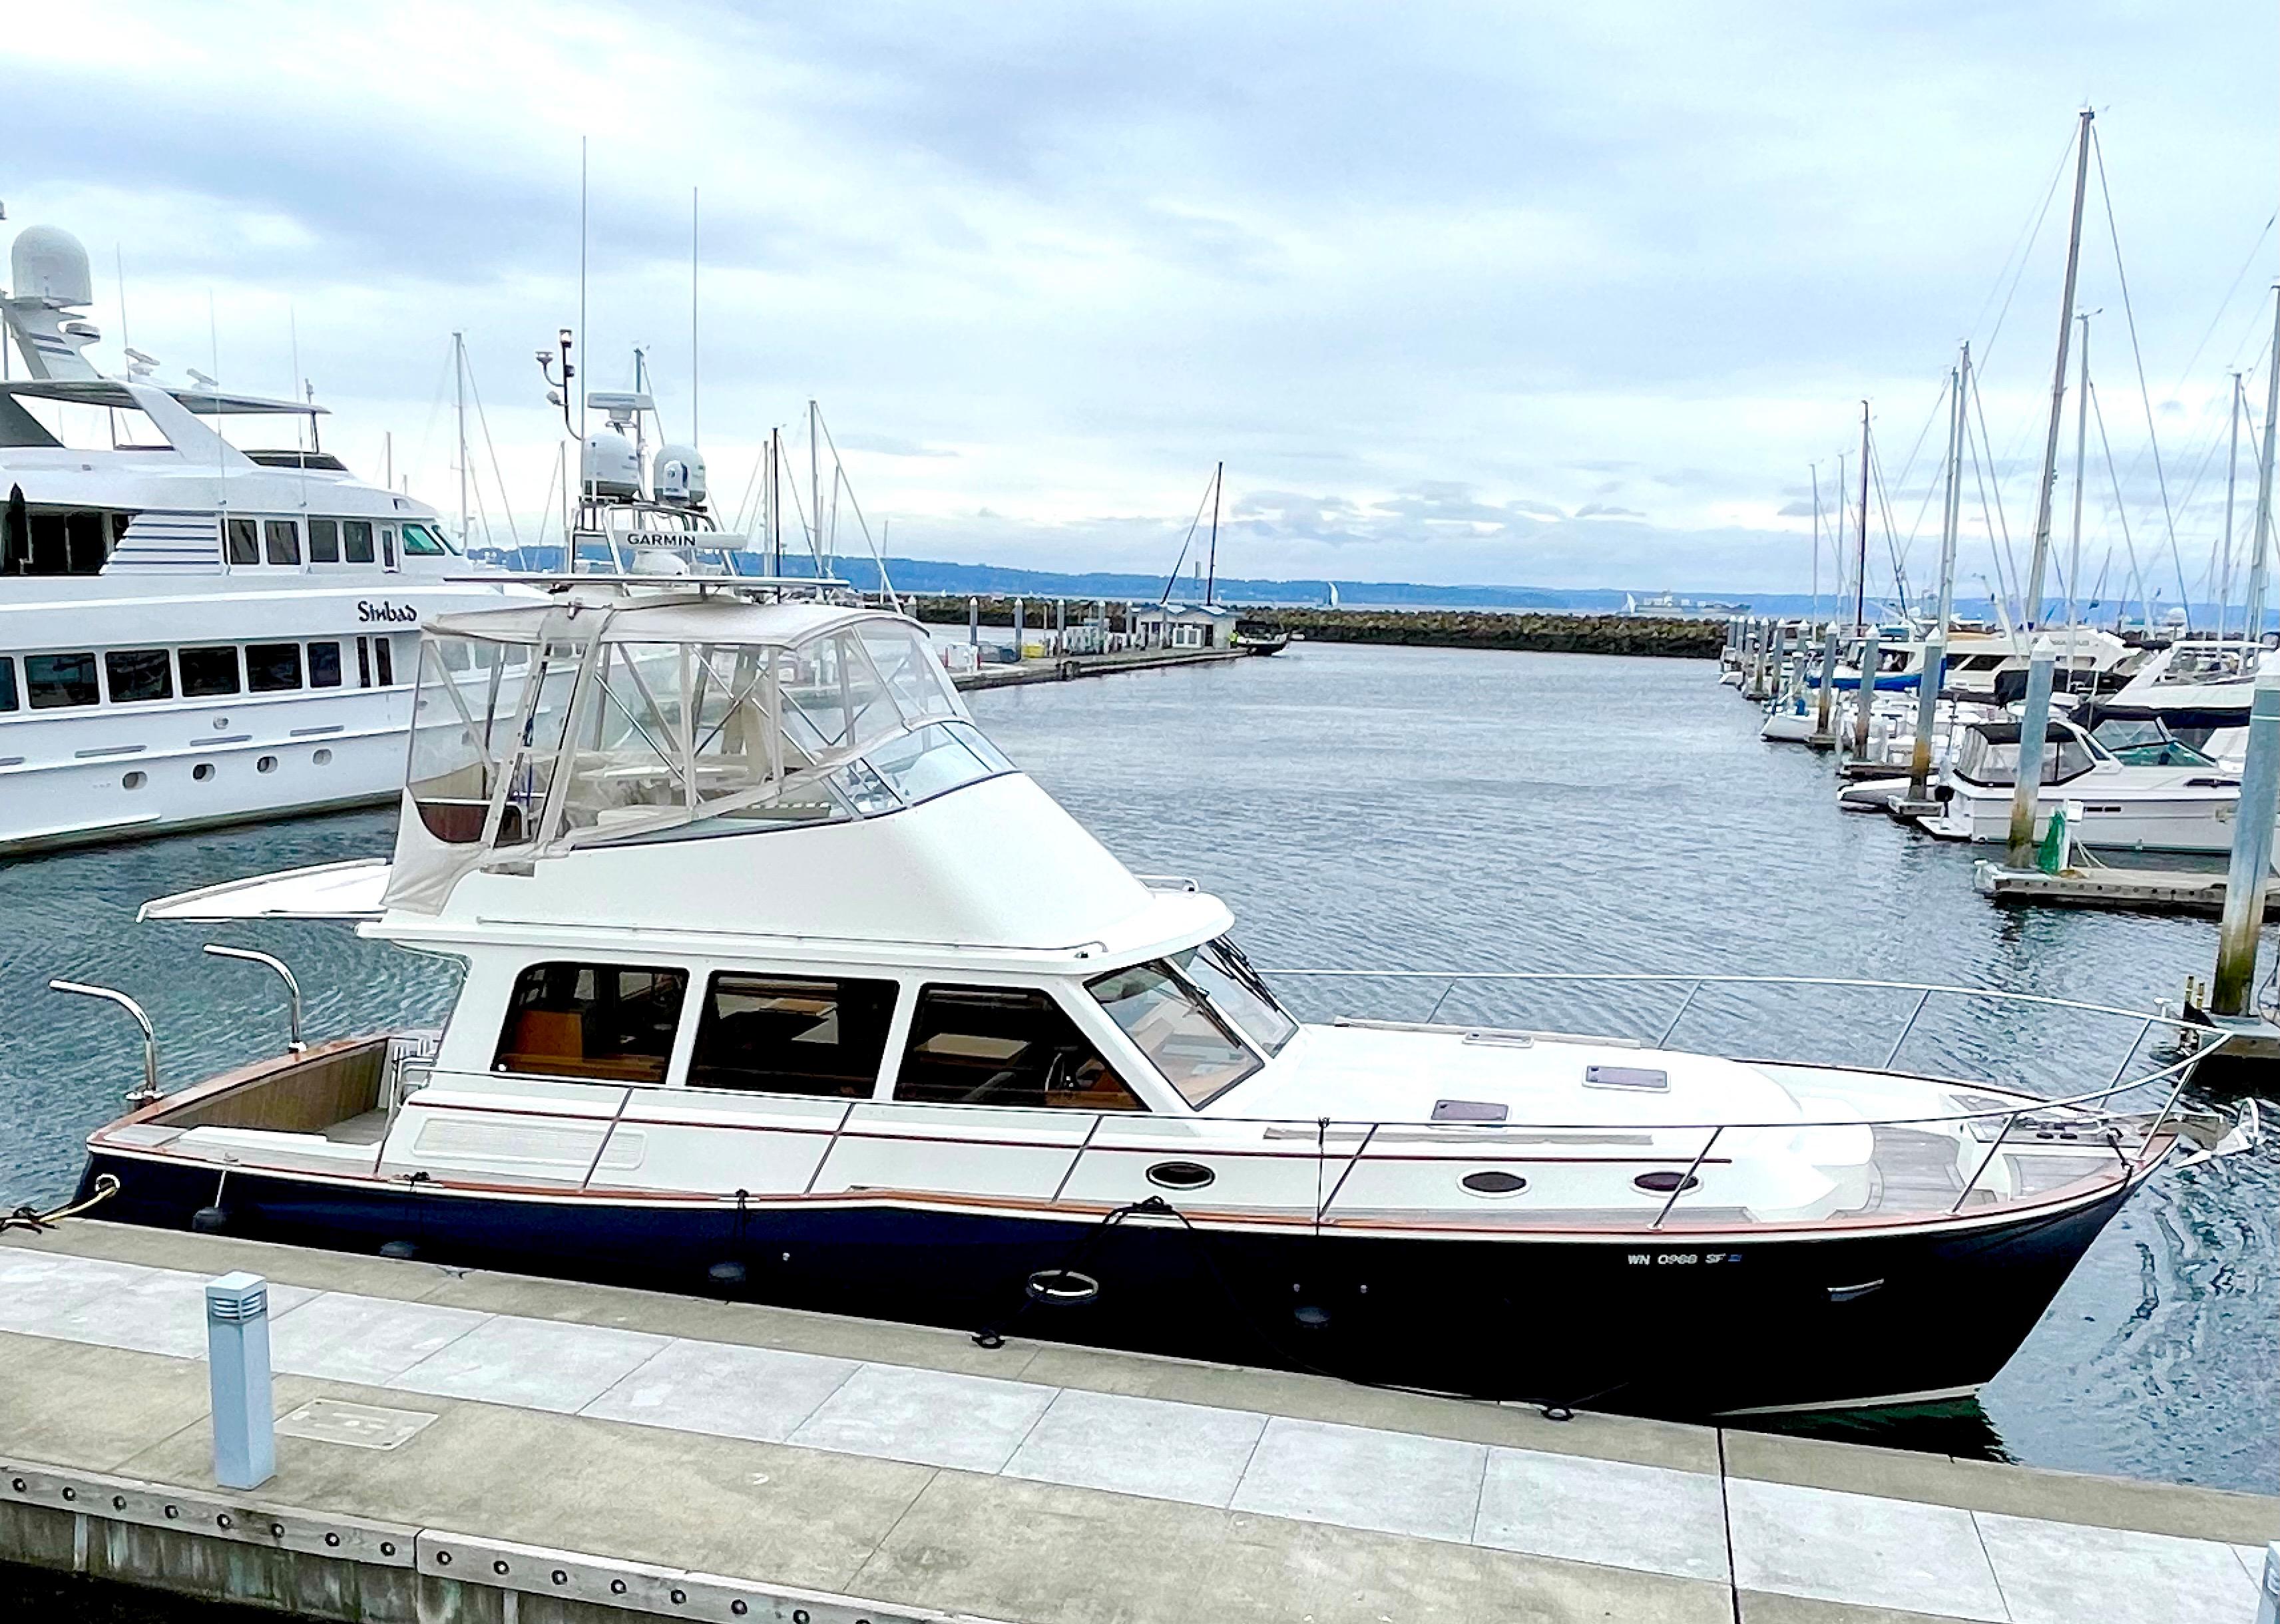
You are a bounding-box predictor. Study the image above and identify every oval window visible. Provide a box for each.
[192,762,214,782]
[122,770,146,791]
[312,747,333,765]
[1146,1161,1215,1191]
[1461,1169,1528,1196]
[1634,1170,1701,1194]
[256,755,278,773]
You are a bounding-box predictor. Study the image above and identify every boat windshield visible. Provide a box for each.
[1173,938,1297,1055]
[2089,718,2215,768]
[1087,961,1260,1107]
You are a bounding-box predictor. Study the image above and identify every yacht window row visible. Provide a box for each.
[222,515,456,569]
[0,634,410,712]
[484,939,1296,1111]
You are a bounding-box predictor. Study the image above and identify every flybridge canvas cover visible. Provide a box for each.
[137,859,390,922]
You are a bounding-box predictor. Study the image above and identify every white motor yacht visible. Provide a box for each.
[0,224,532,855]
[1905,715,2244,851]
[59,582,2253,1417]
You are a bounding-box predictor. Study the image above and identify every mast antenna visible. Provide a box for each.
[690,186,698,448]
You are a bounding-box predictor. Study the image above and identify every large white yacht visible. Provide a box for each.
[0,224,530,856]
[63,582,2253,1417]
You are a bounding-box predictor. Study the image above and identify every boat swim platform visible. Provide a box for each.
[0,1224,2270,1624]
[1972,859,2280,918]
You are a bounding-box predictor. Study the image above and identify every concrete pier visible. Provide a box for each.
[1,1223,2272,1623]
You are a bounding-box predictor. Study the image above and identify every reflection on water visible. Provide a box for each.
[2,642,2272,1492]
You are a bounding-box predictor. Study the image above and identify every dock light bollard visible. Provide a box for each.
[1849,627,1881,757]
[967,595,979,648]
[2211,671,2280,1015]
[1013,597,1025,658]
[205,1273,275,1490]
[2004,639,2058,870]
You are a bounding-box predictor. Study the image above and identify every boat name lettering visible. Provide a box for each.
[358,601,419,625]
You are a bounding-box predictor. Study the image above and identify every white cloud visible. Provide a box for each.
[4,0,2273,600]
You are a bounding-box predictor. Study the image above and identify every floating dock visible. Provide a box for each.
[1972,860,2280,917]
[1,1224,2271,1623]
[952,646,1254,692]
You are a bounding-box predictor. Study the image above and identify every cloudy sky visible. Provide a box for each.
[8,1,2277,598]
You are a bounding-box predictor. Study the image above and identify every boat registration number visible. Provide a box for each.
[1626,1251,1743,1266]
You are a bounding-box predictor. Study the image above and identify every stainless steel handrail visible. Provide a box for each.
[49,980,160,1105]
[202,944,306,1053]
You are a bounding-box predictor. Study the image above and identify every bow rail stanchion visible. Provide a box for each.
[49,979,160,1105]
[202,944,306,1054]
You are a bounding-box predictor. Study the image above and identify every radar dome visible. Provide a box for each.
[10,226,92,307]
[654,444,706,506]
[581,427,640,499]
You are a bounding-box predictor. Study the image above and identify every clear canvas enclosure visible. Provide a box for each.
[399,599,993,886]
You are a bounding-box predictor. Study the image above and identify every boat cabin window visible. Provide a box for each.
[104,649,173,704]
[180,645,242,698]
[343,520,375,564]
[401,520,455,556]
[2090,717,2213,767]
[264,519,301,566]
[895,985,1144,1111]
[24,652,99,709]
[246,642,304,693]
[309,640,343,689]
[226,518,260,566]
[1176,938,1297,1054]
[1087,962,1259,1107]
[687,974,898,1098]
[309,518,340,564]
[493,961,688,1084]
[0,657,14,712]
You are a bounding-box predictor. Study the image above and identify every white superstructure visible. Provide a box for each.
[0,223,533,855]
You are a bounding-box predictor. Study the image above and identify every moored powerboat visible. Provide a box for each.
[62,584,2254,1417]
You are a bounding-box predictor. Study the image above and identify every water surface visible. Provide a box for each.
[2,641,2271,1492]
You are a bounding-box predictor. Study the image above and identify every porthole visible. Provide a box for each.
[257,755,277,773]
[1634,1170,1701,1194]
[122,770,146,790]
[1146,1160,1215,1190]
[312,747,333,765]
[192,762,214,782]
[1461,1169,1528,1197]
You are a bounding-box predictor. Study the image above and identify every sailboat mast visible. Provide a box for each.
[1204,461,1222,606]
[1833,451,1847,617]
[453,331,469,546]
[1808,464,1821,625]
[2021,108,2095,633]
[1854,402,1869,632]
[2064,312,2091,684]
[1937,347,1968,634]
[2243,286,2280,645]
[2221,373,2244,639]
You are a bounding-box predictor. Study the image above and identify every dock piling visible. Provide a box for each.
[1811,625,1840,743]
[1905,629,1945,805]
[1849,626,1881,757]
[204,1273,275,1491]
[2211,671,2280,1014]
[2005,640,2058,869]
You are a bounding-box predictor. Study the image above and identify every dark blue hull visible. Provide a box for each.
[79,1150,2131,1417]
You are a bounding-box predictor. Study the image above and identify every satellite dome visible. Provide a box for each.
[653,444,706,506]
[10,226,92,307]
[581,427,640,499]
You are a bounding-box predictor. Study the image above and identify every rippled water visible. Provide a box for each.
[2,642,2272,1493]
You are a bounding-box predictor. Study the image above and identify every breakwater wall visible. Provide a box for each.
[1264,609,1723,658]
[909,596,1724,658]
